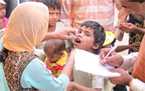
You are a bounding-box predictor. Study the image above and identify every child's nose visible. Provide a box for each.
[76,32,83,37]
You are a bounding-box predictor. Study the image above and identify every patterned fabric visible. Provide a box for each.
[128,16,144,53]
[129,31,144,53]
[45,51,68,77]
[4,51,37,91]
[61,0,115,31]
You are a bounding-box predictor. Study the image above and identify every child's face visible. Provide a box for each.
[73,26,96,52]
[0,4,6,18]
[49,8,60,31]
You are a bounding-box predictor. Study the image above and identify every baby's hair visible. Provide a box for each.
[44,39,65,56]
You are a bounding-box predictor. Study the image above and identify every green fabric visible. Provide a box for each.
[0,63,10,91]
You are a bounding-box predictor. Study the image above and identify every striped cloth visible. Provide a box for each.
[61,0,115,31]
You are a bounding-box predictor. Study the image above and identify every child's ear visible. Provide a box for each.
[92,44,99,50]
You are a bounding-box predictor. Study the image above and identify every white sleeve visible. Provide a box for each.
[130,79,145,91]
[121,52,138,70]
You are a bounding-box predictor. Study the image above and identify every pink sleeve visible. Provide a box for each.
[3,17,8,28]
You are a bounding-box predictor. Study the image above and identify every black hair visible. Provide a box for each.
[44,39,65,56]
[40,0,61,10]
[128,0,145,3]
[80,21,105,53]
[0,48,8,64]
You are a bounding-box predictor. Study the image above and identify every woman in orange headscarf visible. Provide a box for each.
[3,2,73,91]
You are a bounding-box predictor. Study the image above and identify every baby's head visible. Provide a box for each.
[44,39,65,62]
[73,21,105,54]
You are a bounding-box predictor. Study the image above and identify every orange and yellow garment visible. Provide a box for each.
[45,51,68,77]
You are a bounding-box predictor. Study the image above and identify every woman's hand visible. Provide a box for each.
[100,48,123,68]
[118,23,138,32]
[43,27,76,41]
[55,27,76,40]
[109,68,133,85]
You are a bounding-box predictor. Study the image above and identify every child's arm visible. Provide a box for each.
[62,49,75,80]
[67,82,101,91]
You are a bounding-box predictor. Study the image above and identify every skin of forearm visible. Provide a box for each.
[135,27,145,33]
[62,50,75,79]
[43,32,62,41]
[62,58,73,79]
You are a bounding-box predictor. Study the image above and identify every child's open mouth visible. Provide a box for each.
[75,37,81,43]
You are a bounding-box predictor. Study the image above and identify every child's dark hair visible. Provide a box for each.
[80,21,105,51]
[40,0,61,10]
[44,39,65,56]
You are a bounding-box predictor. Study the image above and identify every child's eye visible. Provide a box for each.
[85,32,91,36]
[85,34,91,36]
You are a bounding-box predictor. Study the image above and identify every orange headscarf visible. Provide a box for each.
[3,2,49,52]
